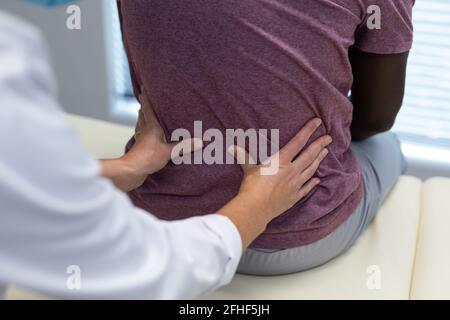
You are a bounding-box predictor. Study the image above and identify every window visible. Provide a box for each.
[109,1,133,98]
[394,0,450,148]
[108,1,139,121]
[110,1,450,150]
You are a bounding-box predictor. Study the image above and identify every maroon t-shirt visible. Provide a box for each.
[119,0,414,248]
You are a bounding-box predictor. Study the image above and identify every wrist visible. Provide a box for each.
[235,191,273,222]
[217,194,269,249]
[122,147,160,176]
[100,158,146,192]
[118,156,148,187]
[120,150,147,176]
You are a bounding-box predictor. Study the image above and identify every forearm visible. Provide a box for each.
[349,48,408,141]
[350,100,398,141]
[350,114,384,141]
[217,195,269,250]
[100,158,145,192]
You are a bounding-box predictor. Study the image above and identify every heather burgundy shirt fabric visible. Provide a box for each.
[119,0,414,248]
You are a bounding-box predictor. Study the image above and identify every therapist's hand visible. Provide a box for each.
[125,89,202,174]
[218,118,331,249]
[101,88,202,192]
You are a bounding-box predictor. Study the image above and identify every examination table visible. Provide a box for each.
[5,114,450,300]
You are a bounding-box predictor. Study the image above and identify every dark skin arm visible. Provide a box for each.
[349,47,410,141]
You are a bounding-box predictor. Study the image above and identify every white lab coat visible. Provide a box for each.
[0,11,241,299]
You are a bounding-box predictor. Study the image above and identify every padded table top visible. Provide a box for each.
[202,176,422,300]
[411,177,450,299]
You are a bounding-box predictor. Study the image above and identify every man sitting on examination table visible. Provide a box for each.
[118,0,414,275]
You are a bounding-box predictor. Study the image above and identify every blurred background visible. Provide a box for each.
[1,0,449,179]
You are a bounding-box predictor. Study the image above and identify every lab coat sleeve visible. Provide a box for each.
[0,11,242,299]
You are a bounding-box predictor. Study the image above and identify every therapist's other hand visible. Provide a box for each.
[124,89,202,175]
[101,88,202,192]
[218,118,331,249]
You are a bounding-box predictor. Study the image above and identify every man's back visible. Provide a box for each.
[119,0,414,248]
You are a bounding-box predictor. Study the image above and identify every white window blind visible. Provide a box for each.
[110,0,450,149]
[109,0,133,98]
[394,0,450,147]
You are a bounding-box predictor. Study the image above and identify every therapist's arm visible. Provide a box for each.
[0,19,234,299]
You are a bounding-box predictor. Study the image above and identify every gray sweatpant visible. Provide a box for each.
[237,132,406,276]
